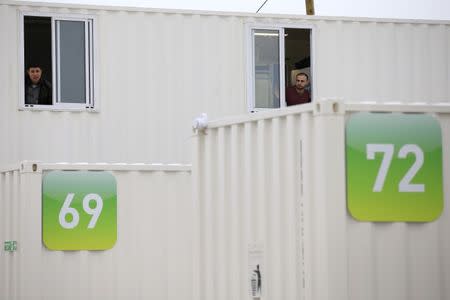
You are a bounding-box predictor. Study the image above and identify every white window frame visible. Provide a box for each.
[246,23,315,112]
[18,11,98,111]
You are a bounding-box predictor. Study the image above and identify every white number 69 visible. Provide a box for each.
[59,193,104,229]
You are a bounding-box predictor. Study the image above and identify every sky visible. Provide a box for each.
[18,0,450,20]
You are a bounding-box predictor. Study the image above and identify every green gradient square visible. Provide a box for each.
[346,112,443,222]
[42,171,117,250]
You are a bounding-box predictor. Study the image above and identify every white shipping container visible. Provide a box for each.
[1,1,450,165]
[0,162,193,300]
[2,0,450,298]
[192,101,450,300]
[2,102,450,300]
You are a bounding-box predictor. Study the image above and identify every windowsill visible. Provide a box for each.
[250,107,284,113]
[250,100,314,113]
[19,105,99,112]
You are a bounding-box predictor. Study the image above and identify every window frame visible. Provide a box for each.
[246,23,315,112]
[18,11,98,111]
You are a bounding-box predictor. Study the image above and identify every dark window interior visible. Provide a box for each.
[24,16,52,83]
[284,28,311,89]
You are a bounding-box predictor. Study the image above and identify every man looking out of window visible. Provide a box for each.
[25,63,52,105]
[285,72,311,106]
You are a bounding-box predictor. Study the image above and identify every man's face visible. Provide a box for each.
[27,67,42,84]
[295,74,308,90]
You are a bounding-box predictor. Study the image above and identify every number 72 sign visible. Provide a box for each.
[42,171,117,250]
[346,112,443,222]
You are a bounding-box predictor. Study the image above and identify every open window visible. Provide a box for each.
[248,25,313,111]
[21,13,95,110]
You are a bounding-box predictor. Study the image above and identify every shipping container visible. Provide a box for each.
[2,1,450,299]
[1,1,450,165]
[2,103,450,300]
[192,101,450,300]
[0,162,193,300]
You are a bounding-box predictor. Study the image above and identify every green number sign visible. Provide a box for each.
[346,112,443,222]
[42,171,117,250]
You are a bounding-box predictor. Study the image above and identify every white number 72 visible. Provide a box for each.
[366,144,425,193]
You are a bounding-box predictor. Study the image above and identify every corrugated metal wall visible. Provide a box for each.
[192,102,450,300]
[315,20,450,103]
[0,162,193,300]
[192,105,311,300]
[343,104,450,300]
[1,2,449,166]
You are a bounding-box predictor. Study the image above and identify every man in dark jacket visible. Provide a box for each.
[25,64,52,105]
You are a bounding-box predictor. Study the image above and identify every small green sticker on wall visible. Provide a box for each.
[4,241,17,252]
[42,171,117,250]
[346,112,443,222]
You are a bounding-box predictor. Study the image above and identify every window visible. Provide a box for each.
[247,25,313,111]
[21,13,95,110]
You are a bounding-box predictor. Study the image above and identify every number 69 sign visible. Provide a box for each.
[346,112,443,222]
[42,171,117,250]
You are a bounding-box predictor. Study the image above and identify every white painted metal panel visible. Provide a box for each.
[193,101,450,300]
[193,105,312,300]
[0,162,193,300]
[344,103,450,300]
[1,3,449,167]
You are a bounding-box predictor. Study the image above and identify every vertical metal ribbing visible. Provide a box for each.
[192,105,450,300]
[429,24,448,102]
[12,170,20,300]
[14,170,21,300]
[1,172,12,299]
[283,114,300,300]
[4,10,450,168]
[203,127,216,300]
[169,170,194,300]
[255,119,267,297]
[192,132,202,300]
[373,222,408,300]
[405,222,441,300]
[268,117,281,299]
[310,104,349,300]
[115,170,131,299]
[378,22,397,101]
[242,121,253,299]
[228,124,240,300]
[19,170,42,299]
[395,23,413,102]
[216,126,227,300]
[300,111,313,300]
[194,112,310,300]
[440,114,450,300]
[346,118,376,300]
[2,163,195,300]
[327,111,348,300]
[17,170,26,300]
[347,218,376,300]
[311,110,330,300]
[134,170,148,299]
[129,171,143,300]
